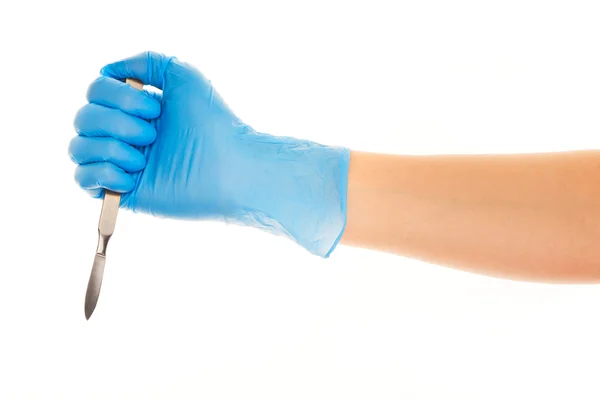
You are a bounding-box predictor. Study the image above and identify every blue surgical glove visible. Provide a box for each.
[70,51,349,257]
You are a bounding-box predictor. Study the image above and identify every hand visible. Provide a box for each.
[70,51,349,257]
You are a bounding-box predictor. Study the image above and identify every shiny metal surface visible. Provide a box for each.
[85,254,106,320]
[84,78,143,320]
[84,189,120,319]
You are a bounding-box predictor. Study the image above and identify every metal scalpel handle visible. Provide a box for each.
[84,78,144,320]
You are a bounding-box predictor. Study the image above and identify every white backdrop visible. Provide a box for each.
[1,0,600,399]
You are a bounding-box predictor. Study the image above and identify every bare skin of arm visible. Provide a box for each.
[341,151,600,283]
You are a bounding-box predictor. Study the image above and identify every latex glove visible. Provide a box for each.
[70,51,349,257]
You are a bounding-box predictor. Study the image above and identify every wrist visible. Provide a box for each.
[229,129,350,257]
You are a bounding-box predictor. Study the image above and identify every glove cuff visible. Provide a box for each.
[229,129,350,257]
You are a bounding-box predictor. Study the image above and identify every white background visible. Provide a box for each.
[1,0,600,399]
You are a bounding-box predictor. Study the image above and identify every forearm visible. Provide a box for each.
[341,150,600,283]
